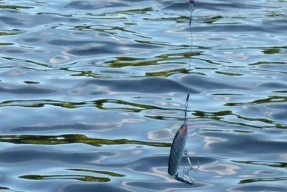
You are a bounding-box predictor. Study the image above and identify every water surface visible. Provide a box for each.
[0,0,287,191]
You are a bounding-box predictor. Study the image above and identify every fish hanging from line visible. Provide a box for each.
[168,122,188,176]
[168,0,198,185]
[167,94,198,185]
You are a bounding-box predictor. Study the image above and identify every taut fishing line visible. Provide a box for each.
[168,0,198,185]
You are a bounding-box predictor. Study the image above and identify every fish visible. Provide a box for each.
[168,122,188,176]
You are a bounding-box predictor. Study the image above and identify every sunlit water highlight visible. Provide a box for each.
[0,0,286,191]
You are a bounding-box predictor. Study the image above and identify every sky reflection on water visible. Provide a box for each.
[0,0,287,191]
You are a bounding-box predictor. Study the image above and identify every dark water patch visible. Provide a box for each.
[0,146,111,164]
[128,42,162,49]
[0,186,9,190]
[0,134,171,148]
[258,82,287,89]
[268,103,287,110]
[201,132,287,155]
[5,48,32,54]
[65,0,127,10]
[262,19,287,33]
[190,1,259,11]
[229,184,287,192]
[125,181,200,190]
[21,38,41,43]
[48,39,96,46]
[0,12,63,28]
[157,1,258,12]
[10,122,119,132]
[68,46,121,56]
[84,77,198,94]
[68,41,162,56]
[0,85,56,94]
[181,75,247,90]
[162,2,192,11]
[23,81,40,84]
[0,4,32,10]
[0,16,25,26]
[191,24,265,33]
[62,183,131,192]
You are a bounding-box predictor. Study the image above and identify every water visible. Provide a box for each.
[0,0,286,191]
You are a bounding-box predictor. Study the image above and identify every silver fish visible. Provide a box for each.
[168,122,188,176]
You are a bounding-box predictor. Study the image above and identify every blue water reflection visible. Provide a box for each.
[0,0,286,191]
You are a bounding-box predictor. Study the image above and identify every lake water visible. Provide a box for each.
[0,0,286,191]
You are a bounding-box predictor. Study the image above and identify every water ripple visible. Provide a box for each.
[0,0,287,191]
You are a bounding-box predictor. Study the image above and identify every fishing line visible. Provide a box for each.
[184,0,194,122]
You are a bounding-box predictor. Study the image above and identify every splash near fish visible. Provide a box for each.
[167,0,198,185]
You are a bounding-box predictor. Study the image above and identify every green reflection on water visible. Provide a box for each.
[0,100,87,109]
[108,7,153,15]
[0,42,13,46]
[225,96,287,106]
[109,57,158,68]
[94,99,164,112]
[0,31,22,36]
[193,110,232,120]
[191,110,277,128]
[239,177,287,184]
[71,71,98,78]
[233,160,287,169]
[0,134,171,147]
[67,168,125,177]
[249,61,285,66]
[19,174,110,182]
[146,68,188,77]
[109,51,200,68]
[1,99,172,112]
[215,71,243,76]
[203,16,223,24]
[263,48,281,54]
